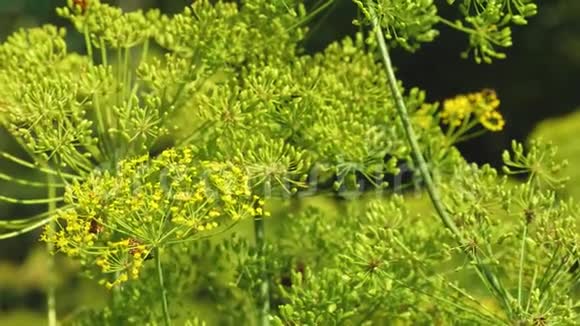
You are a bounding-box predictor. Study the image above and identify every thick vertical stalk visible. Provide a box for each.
[254,181,271,326]
[370,16,460,237]
[46,173,57,326]
[366,2,509,313]
[155,247,172,326]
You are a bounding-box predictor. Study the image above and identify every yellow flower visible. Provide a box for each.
[442,95,471,126]
[479,110,505,131]
[442,89,504,131]
[175,191,192,201]
[469,89,500,115]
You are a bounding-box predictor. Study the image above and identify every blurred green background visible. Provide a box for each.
[0,0,579,324]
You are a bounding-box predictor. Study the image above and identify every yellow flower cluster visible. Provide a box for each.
[413,104,435,129]
[95,239,151,289]
[442,89,505,131]
[41,210,97,257]
[42,146,263,288]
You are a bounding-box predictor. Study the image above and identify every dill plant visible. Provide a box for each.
[0,0,578,325]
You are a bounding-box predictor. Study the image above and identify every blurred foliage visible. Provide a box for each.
[0,193,434,325]
[530,109,580,200]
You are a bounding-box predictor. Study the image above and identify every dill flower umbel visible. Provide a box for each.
[441,95,471,127]
[442,89,505,131]
[42,146,262,288]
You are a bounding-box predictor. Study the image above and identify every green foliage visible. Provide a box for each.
[42,147,262,288]
[355,0,538,63]
[0,0,578,325]
[271,199,457,325]
[439,158,579,323]
[503,139,569,189]
[530,110,580,200]
[354,0,440,51]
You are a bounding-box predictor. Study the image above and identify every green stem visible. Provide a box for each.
[0,151,81,180]
[438,17,474,35]
[369,7,460,236]
[438,17,504,47]
[91,69,108,155]
[367,2,510,315]
[83,26,93,60]
[525,266,538,313]
[46,173,57,326]
[254,215,270,326]
[0,194,64,205]
[0,211,53,227]
[254,181,271,326]
[140,38,150,65]
[93,94,112,163]
[517,224,528,307]
[123,47,130,100]
[155,247,172,326]
[0,172,65,187]
[0,216,54,240]
[285,0,335,31]
[117,48,123,106]
[100,39,108,66]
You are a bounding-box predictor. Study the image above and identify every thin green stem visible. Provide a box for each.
[254,181,271,326]
[98,38,116,163]
[140,38,150,65]
[383,271,508,325]
[0,216,54,240]
[0,151,81,180]
[517,224,528,307]
[286,0,335,31]
[438,17,474,34]
[47,173,57,326]
[308,0,340,37]
[438,16,503,48]
[538,254,574,310]
[367,1,509,315]
[369,8,460,237]
[525,266,538,313]
[0,211,53,228]
[83,26,93,60]
[538,244,560,292]
[117,48,123,106]
[100,39,108,66]
[0,194,63,205]
[93,95,112,163]
[91,67,108,155]
[123,46,131,100]
[0,172,64,188]
[155,247,172,326]
[254,214,270,326]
